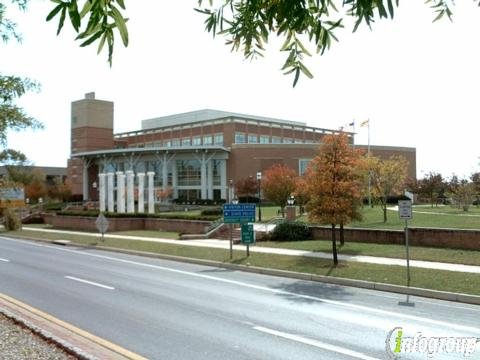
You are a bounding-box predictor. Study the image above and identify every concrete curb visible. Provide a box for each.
[0,307,97,360]
[7,234,480,306]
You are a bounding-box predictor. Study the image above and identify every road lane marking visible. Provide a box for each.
[0,258,9,262]
[2,236,479,334]
[254,326,382,360]
[65,276,115,290]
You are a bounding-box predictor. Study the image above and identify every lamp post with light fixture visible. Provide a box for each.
[256,171,262,222]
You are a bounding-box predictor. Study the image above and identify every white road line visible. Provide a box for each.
[254,326,381,360]
[2,237,479,333]
[0,258,9,262]
[65,276,115,290]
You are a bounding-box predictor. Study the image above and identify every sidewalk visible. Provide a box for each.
[21,226,480,274]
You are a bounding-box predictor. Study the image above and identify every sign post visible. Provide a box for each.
[95,213,109,242]
[241,223,255,256]
[223,204,256,259]
[398,200,412,286]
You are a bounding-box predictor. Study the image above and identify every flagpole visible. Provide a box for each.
[352,120,355,149]
[367,118,372,207]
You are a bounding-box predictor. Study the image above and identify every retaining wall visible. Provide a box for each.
[311,226,480,250]
[42,214,210,234]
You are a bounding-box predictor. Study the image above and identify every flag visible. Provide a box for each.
[360,119,370,127]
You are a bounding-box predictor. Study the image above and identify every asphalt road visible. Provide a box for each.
[0,236,479,360]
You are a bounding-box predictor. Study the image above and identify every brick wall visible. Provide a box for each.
[311,226,480,251]
[42,214,211,234]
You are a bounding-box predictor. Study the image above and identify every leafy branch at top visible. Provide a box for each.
[46,0,129,65]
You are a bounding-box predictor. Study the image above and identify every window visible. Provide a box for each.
[182,137,191,146]
[272,136,282,144]
[248,134,258,143]
[192,136,202,146]
[153,141,162,147]
[171,138,180,147]
[165,140,172,147]
[299,159,312,176]
[203,135,213,145]
[294,139,303,144]
[259,135,270,144]
[177,160,201,186]
[235,132,246,144]
[212,159,222,186]
[283,137,293,144]
[214,133,223,145]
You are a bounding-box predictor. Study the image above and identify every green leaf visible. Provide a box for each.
[116,0,126,10]
[46,3,64,21]
[298,61,314,79]
[293,67,300,87]
[79,30,103,47]
[68,1,81,32]
[57,7,67,35]
[109,5,128,46]
[79,0,94,18]
[97,32,107,54]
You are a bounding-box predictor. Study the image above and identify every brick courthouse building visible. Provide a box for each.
[68,93,416,206]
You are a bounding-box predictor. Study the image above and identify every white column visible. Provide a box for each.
[126,170,134,213]
[107,172,114,212]
[116,172,125,213]
[172,161,178,199]
[137,172,145,213]
[99,173,106,212]
[220,159,227,200]
[207,159,214,200]
[200,154,207,200]
[147,171,155,214]
[82,161,89,201]
[162,154,168,191]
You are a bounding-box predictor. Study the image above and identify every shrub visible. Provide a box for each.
[200,208,223,216]
[270,222,312,242]
[3,208,22,231]
[55,210,219,221]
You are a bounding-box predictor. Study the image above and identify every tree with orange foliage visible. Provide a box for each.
[47,177,72,202]
[24,170,47,203]
[294,176,310,215]
[305,133,363,265]
[367,155,409,222]
[235,176,258,202]
[262,164,297,216]
[156,187,173,203]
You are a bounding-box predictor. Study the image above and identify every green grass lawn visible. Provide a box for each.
[256,240,480,266]
[5,229,480,296]
[294,206,480,230]
[158,210,203,217]
[411,205,480,215]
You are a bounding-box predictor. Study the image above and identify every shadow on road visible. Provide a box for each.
[271,278,354,304]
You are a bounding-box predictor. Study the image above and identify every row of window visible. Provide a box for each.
[129,134,224,148]
[102,159,223,187]
[234,132,317,144]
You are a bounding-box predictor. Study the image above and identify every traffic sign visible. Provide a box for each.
[398,200,412,220]
[223,204,256,224]
[95,213,109,234]
[241,223,255,244]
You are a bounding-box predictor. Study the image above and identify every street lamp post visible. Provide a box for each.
[256,171,262,222]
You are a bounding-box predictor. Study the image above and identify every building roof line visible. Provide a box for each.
[114,115,353,139]
[71,145,230,158]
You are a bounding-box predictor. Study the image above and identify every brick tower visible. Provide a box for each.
[67,92,114,200]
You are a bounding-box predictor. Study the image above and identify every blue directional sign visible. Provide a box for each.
[223,203,256,224]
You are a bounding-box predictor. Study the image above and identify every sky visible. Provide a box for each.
[1,0,480,179]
